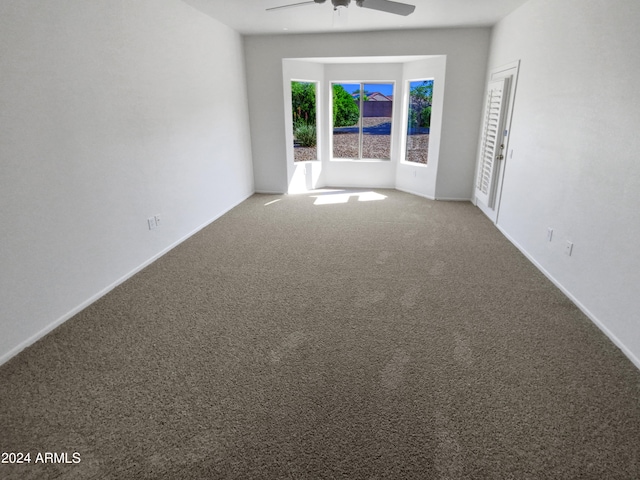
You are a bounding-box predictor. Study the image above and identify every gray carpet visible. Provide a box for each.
[1,189,639,479]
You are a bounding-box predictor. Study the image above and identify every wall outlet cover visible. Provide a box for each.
[565,241,573,256]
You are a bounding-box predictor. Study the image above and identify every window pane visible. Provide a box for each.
[406,80,433,164]
[291,81,317,162]
[362,83,393,160]
[332,83,361,159]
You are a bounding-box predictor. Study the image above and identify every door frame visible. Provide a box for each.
[474,60,520,224]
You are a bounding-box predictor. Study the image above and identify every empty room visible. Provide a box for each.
[1,0,639,478]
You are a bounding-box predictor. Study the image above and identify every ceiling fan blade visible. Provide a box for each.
[356,0,415,16]
[266,1,317,12]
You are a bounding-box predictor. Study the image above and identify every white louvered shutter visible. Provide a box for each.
[475,78,509,208]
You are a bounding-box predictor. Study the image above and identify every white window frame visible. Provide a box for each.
[402,78,435,166]
[330,81,396,162]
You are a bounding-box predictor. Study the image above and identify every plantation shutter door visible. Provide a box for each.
[476,78,510,208]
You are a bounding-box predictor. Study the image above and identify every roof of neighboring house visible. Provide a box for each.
[366,92,392,101]
[350,91,393,101]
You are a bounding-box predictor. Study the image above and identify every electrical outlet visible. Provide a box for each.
[547,227,553,242]
[147,217,157,230]
[565,241,573,256]
[154,215,161,227]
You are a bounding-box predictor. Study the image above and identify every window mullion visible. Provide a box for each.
[358,83,364,160]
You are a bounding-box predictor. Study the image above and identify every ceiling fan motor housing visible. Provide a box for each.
[332,0,351,9]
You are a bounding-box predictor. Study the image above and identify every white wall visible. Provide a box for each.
[244,28,491,196]
[488,0,640,366]
[0,0,254,363]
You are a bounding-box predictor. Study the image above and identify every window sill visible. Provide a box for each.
[330,158,391,163]
[400,160,429,168]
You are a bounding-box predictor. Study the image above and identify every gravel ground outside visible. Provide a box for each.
[294,145,317,162]
[293,117,429,164]
[361,117,389,128]
[406,134,430,164]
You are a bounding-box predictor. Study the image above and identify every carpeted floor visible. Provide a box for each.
[1,189,639,479]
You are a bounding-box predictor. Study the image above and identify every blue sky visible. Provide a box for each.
[409,79,434,90]
[337,83,395,96]
[337,80,434,96]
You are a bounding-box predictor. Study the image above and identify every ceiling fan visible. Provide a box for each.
[267,0,416,17]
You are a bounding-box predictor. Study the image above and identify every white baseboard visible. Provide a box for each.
[324,183,396,190]
[496,225,640,372]
[435,196,472,202]
[255,189,286,195]
[395,186,436,200]
[0,191,254,366]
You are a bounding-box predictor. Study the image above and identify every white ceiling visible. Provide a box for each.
[182,0,530,35]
